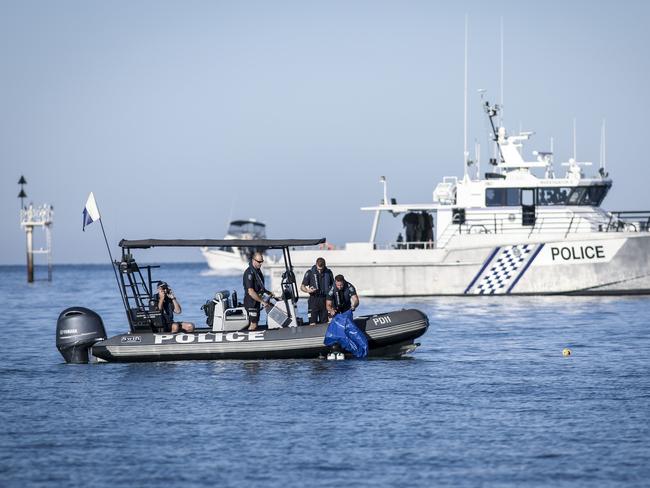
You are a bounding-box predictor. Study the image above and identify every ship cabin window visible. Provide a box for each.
[567,187,585,204]
[487,185,610,207]
[537,185,609,206]
[485,188,521,207]
[537,187,572,206]
[581,185,609,205]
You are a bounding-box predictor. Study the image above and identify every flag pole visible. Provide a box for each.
[83,193,130,318]
[96,208,129,315]
[99,219,129,304]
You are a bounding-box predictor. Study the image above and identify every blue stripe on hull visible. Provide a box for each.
[465,244,544,295]
[506,243,545,294]
[464,247,501,294]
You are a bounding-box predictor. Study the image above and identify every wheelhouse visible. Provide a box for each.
[227,220,267,239]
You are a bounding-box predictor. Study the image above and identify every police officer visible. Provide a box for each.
[243,251,275,330]
[300,257,334,325]
[153,281,194,333]
[326,274,359,319]
[402,212,419,244]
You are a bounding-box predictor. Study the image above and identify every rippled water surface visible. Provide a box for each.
[1,263,650,487]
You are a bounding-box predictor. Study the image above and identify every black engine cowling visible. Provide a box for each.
[56,307,107,364]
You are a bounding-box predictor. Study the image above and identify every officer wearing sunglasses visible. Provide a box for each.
[243,251,275,330]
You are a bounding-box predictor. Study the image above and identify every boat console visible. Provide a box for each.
[202,290,250,332]
[202,289,297,331]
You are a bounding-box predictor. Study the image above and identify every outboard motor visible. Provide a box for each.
[56,307,107,364]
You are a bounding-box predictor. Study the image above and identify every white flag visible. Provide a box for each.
[82,192,101,231]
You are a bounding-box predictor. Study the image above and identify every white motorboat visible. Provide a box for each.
[269,102,650,296]
[201,219,270,273]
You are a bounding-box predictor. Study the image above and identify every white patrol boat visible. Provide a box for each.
[201,219,273,273]
[270,102,650,296]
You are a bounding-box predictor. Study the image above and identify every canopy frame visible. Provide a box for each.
[115,237,325,332]
[119,238,325,250]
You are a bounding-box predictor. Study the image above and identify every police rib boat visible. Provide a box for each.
[56,238,429,363]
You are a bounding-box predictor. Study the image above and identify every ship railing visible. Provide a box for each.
[606,211,650,232]
[436,209,650,247]
[369,241,436,250]
[289,241,436,252]
[286,210,650,254]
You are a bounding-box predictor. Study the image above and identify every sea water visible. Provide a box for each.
[1,263,649,487]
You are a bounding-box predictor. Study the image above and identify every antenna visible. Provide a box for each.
[463,14,469,178]
[600,118,607,173]
[546,137,555,178]
[573,117,577,160]
[475,140,481,180]
[227,195,236,228]
[500,16,504,126]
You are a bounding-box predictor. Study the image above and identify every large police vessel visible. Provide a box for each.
[270,103,650,296]
[56,238,429,363]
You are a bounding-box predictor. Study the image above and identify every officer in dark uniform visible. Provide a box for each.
[326,274,359,319]
[402,212,419,244]
[243,251,275,330]
[152,281,194,333]
[300,257,334,325]
[424,211,434,244]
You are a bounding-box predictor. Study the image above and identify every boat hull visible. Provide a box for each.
[272,233,650,296]
[91,309,428,362]
[201,248,248,274]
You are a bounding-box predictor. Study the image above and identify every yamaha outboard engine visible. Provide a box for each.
[56,307,107,364]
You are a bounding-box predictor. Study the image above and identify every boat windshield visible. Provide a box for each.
[227,221,267,238]
[538,186,609,206]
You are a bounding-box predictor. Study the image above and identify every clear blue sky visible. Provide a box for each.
[2,0,649,264]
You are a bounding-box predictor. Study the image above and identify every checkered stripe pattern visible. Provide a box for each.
[473,244,533,295]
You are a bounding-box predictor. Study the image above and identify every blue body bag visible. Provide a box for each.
[324,310,368,358]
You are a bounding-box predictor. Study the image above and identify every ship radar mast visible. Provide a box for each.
[599,118,609,178]
[483,99,504,165]
[482,99,555,175]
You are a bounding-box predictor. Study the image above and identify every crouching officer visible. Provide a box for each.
[153,281,194,333]
[300,257,334,325]
[243,251,275,331]
[326,274,359,319]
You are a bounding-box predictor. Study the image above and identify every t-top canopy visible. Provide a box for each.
[119,238,326,249]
